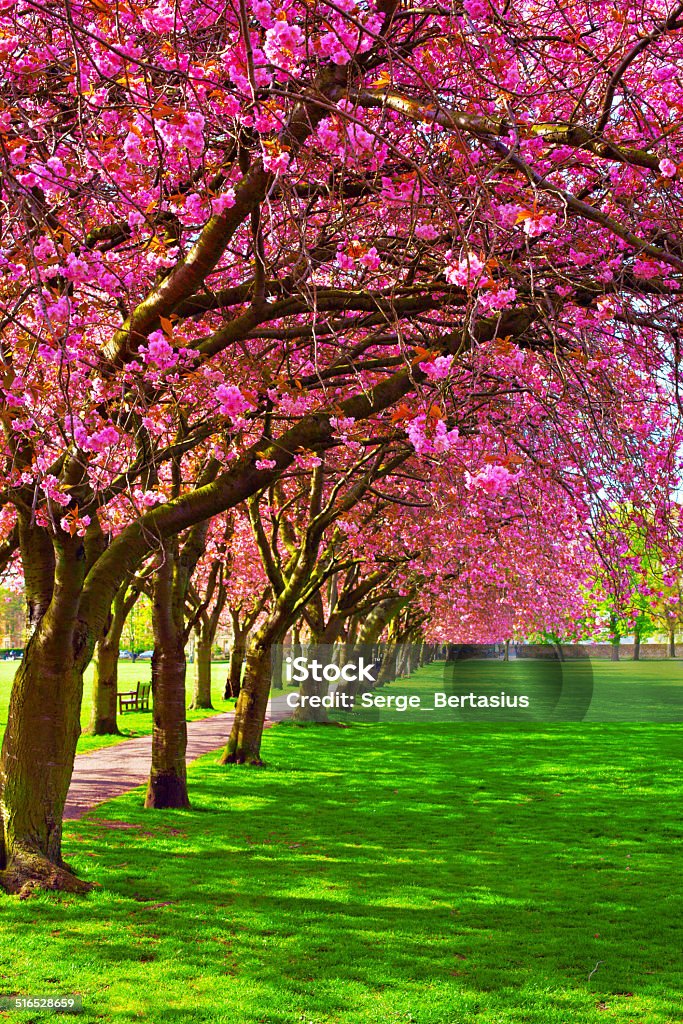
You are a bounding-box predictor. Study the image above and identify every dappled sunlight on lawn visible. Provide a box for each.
[1,662,680,1023]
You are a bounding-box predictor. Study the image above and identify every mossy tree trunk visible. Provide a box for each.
[292,667,330,723]
[271,642,284,690]
[290,621,303,666]
[293,592,329,723]
[294,566,392,720]
[225,612,249,699]
[221,464,344,763]
[190,625,213,710]
[0,524,95,895]
[219,623,280,765]
[145,538,190,809]
[89,582,140,735]
[146,515,211,809]
[220,581,311,763]
[333,596,403,699]
[292,625,329,724]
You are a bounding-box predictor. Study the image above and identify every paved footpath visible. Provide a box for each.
[64,695,292,820]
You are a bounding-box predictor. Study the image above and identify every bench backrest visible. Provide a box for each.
[136,682,151,699]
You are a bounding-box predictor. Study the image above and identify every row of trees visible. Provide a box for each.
[2,0,683,895]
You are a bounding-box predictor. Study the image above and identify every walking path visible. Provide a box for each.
[64,695,292,820]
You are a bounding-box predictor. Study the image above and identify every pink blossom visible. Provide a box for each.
[183,193,205,221]
[570,248,593,267]
[415,223,439,241]
[317,123,339,151]
[127,210,146,229]
[478,286,517,312]
[142,332,179,369]
[255,458,277,470]
[444,251,488,289]
[319,31,352,64]
[464,0,489,18]
[359,247,380,270]
[46,156,67,178]
[419,355,453,380]
[406,414,459,455]
[523,213,557,237]
[262,149,290,174]
[330,416,356,432]
[178,112,205,156]
[41,475,71,507]
[495,203,523,228]
[63,254,91,284]
[659,157,677,178]
[136,489,166,507]
[60,513,91,537]
[466,464,520,497]
[216,384,252,418]
[264,20,305,70]
[87,426,119,452]
[252,0,274,27]
[211,190,236,215]
[633,259,661,280]
[141,2,175,32]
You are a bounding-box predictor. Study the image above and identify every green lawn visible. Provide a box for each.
[0,659,236,754]
[0,661,681,1023]
[335,658,683,724]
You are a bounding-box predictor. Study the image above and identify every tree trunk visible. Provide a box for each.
[293,673,330,723]
[219,637,273,764]
[225,628,247,699]
[189,627,213,710]
[611,639,620,661]
[291,624,303,666]
[552,641,564,662]
[145,542,190,809]
[145,644,189,809]
[503,639,510,662]
[90,639,121,735]
[0,644,93,895]
[0,529,94,895]
[633,628,641,661]
[668,627,676,658]
[271,642,284,690]
[377,644,398,686]
[89,582,139,735]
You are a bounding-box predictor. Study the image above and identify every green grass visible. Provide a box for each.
[335,658,683,724]
[0,661,681,1023]
[0,659,236,754]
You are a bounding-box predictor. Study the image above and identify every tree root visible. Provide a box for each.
[0,850,94,898]
[144,774,190,809]
[218,751,266,766]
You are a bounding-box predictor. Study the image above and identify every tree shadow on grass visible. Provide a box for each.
[1,721,682,1024]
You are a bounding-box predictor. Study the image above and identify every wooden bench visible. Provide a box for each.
[118,681,152,713]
